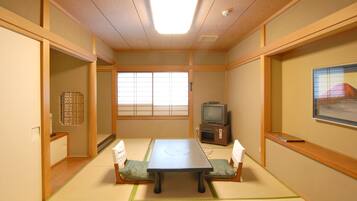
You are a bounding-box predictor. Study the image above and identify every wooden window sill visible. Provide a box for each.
[266,132,357,179]
[117,116,189,120]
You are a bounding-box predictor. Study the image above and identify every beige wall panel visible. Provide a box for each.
[193,72,226,134]
[192,51,227,65]
[50,50,89,156]
[227,59,261,162]
[281,28,357,158]
[228,30,260,63]
[96,37,114,63]
[117,120,189,138]
[97,72,112,134]
[115,51,189,65]
[50,3,92,52]
[266,0,357,44]
[271,57,282,132]
[266,140,357,201]
[0,0,41,25]
[0,27,41,201]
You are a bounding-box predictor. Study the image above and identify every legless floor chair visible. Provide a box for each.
[206,140,245,182]
[112,140,153,184]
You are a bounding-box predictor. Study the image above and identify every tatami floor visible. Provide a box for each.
[49,139,304,201]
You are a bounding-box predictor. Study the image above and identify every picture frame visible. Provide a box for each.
[313,63,357,127]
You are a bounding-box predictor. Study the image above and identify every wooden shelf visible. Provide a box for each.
[266,132,357,179]
[50,132,69,142]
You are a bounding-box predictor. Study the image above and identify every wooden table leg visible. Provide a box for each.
[198,171,205,193]
[154,172,161,193]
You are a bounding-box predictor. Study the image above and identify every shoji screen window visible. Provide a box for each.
[117,73,152,116]
[153,72,188,116]
[117,72,188,118]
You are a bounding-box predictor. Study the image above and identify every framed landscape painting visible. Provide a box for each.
[313,63,357,127]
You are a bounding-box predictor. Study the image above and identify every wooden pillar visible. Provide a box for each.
[260,55,271,166]
[88,36,97,157]
[40,39,51,200]
[188,52,194,138]
[111,68,117,137]
[40,0,51,199]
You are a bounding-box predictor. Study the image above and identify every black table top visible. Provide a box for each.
[147,139,213,172]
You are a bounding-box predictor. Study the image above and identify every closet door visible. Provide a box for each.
[0,27,42,201]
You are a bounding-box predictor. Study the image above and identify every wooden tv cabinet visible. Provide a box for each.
[199,123,231,146]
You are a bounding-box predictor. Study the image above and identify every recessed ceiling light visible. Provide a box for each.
[150,0,198,34]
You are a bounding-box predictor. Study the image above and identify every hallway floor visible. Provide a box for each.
[51,157,91,194]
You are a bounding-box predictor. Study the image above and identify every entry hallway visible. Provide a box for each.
[49,139,304,201]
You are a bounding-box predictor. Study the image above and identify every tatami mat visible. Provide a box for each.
[134,172,214,200]
[49,138,301,201]
[134,141,298,201]
[210,154,298,199]
[48,138,151,201]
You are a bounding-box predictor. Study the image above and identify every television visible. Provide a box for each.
[201,102,227,125]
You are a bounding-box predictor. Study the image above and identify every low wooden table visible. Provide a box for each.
[147,139,213,193]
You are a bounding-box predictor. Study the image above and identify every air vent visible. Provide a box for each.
[198,35,218,43]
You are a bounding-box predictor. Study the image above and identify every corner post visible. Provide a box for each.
[40,0,51,199]
[188,51,194,138]
[260,55,271,167]
[88,36,97,157]
[111,68,117,137]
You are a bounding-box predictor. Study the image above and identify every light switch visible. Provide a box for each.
[31,126,40,142]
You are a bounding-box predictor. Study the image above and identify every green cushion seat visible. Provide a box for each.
[207,159,236,179]
[119,160,154,181]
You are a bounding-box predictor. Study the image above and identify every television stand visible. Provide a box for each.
[199,123,231,146]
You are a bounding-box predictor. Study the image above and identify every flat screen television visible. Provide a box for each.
[201,102,227,125]
[313,63,357,127]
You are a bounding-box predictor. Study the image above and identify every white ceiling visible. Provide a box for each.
[53,0,292,50]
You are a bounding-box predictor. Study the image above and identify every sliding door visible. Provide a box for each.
[0,27,42,201]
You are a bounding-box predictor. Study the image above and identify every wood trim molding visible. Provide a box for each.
[266,132,357,179]
[117,116,189,120]
[116,65,190,72]
[115,65,226,72]
[191,65,227,72]
[260,56,271,166]
[97,65,115,72]
[0,6,96,62]
[40,39,51,200]
[228,2,357,69]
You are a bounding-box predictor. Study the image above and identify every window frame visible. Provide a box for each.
[116,70,191,120]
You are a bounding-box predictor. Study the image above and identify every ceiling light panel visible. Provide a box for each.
[150,0,198,34]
